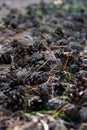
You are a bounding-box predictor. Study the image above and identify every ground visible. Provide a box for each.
[0,0,87,130]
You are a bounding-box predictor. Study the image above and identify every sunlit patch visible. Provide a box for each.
[0,44,2,50]
[53,0,63,5]
[84,47,87,53]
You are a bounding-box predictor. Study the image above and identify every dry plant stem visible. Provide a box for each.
[64,55,68,70]
[36,59,49,71]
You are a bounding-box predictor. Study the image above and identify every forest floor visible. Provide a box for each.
[0,1,87,130]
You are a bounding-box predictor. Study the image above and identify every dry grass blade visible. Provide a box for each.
[64,55,68,70]
[40,120,49,130]
[41,40,52,52]
[36,59,49,71]
[53,45,67,48]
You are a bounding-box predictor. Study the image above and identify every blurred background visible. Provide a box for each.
[0,0,87,17]
[0,0,87,8]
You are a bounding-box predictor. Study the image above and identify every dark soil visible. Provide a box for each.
[0,1,87,130]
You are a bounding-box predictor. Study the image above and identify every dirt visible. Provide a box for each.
[0,1,87,130]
